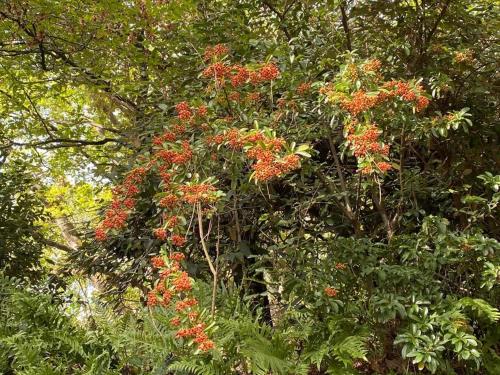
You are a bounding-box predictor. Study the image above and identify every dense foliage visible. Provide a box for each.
[0,0,498,374]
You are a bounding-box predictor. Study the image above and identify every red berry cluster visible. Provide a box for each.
[179,184,217,205]
[207,129,301,181]
[95,167,147,241]
[324,287,339,297]
[148,253,215,352]
[363,59,382,73]
[341,90,378,116]
[345,122,391,174]
[297,82,311,95]
[378,80,430,112]
[201,46,280,88]
[203,44,229,61]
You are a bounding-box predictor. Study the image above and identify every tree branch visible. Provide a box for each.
[340,1,352,51]
[424,0,452,49]
[315,168,363,236]
[32,233,74,252]
[371,179,393,240]
[3,137,124,150]
[260,0,292,41]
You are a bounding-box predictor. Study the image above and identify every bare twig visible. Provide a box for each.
[196,203,218,315]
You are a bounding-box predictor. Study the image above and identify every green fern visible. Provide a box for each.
[0,274,119,375]
[331,335,368,367]
[240,336,291,375]
[167,360,224,375]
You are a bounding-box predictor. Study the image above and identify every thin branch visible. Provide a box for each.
[233,194,242,242]
[211,216,221,316]
[3,137,124,150]
[327,133,353,212]
[22,87,58,133]
[315,168,363,236]
[196,203,218,315]
[196,203,217,276]
[48,48,137,111]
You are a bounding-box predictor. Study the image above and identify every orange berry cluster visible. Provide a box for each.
[94,47,304,360]
[156,141,193,166]
[378,80,430,112]
[208,129,300,181]
[454,50,474,64]
[363,59,382,73]
[203,44,229,61]
[244,134,300,181]
[174,101,209,126]
[202,62,280,87]
[153,131,177,145]
[324,287,339,297]
[201,44,279,88]
[345,122,392,175]
[230,65,250,87]
[158,193,178,209]
[341,90,377,116]
[154,228,168,240]
[146,100,218,244]
[324,64,430,116]
[346,123,388,158]
[147,253,215,352]
[297,82,311,95]
[179,184,217,205]
[320,60,432,176]
[95,167,147,241]
[335,262,347,270]
[251,152,300,182]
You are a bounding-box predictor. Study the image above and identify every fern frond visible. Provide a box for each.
[457,298,500,322]
[168,359,223,375]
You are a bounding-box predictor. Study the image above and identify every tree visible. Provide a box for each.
[0,160,48,280]
[0,0,498,374]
